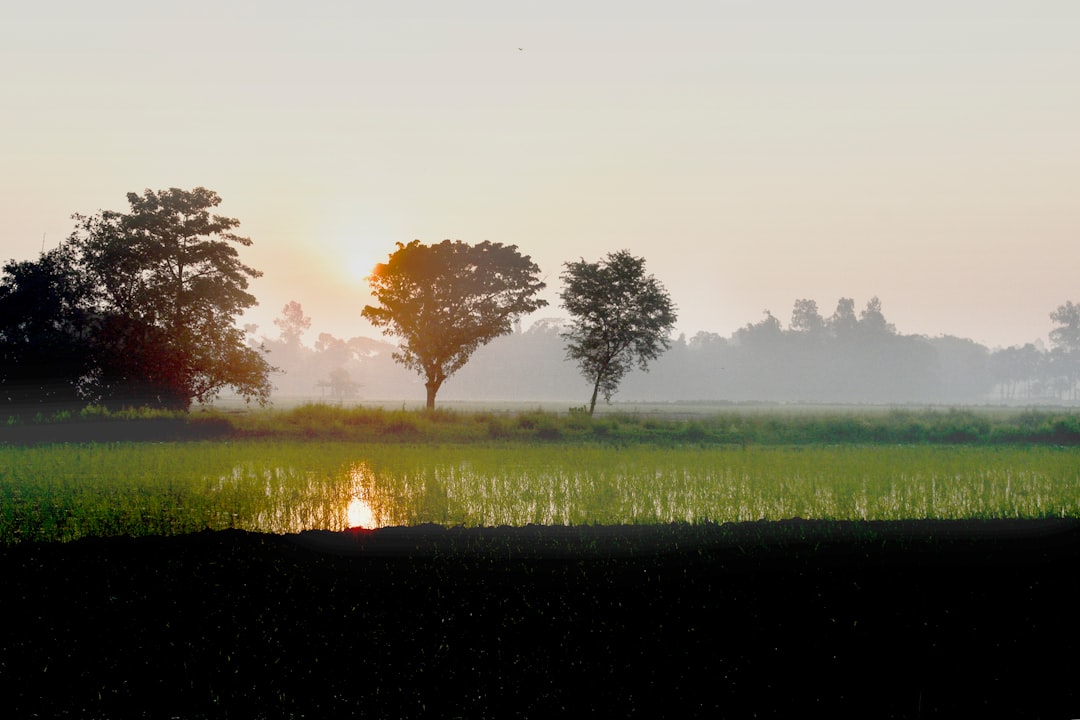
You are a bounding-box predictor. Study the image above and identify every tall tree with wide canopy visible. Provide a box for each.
[0,187,272,411]
[70,187,271,409]
[559,250,677,415]
[362,239,547,409]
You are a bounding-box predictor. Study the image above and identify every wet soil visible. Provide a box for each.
[2,520,1078,718]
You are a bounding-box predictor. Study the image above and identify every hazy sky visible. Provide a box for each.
[3,0,1078,350]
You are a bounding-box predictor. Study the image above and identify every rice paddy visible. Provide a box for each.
[2,440,1078,543]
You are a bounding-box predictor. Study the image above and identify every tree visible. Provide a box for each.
[858,296,896,335]
[790,298,826,335]
[1049,301,1080,400]
[73,187,273,409]
[559,250,677,415]
[317,367,361,400]
[361,240,548,409]
[1050,301,1080,352]
[0,244,96,411]
[274,301,312,347]
[0,187,272,411]
[828,297,858,338]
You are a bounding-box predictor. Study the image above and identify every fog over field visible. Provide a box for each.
[255,295,1080,407]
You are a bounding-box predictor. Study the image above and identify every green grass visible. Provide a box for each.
[2,441,1078,543]
[7,403,1080,446]
[166,404,1080,447]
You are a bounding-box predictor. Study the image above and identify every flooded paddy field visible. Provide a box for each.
[3,441,1080,543]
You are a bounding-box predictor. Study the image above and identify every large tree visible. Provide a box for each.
[0,244,96,411]
[559,250,677,415]
[361,239,547,409]
[0,187,272,412]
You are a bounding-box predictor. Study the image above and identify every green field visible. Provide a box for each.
[3,438,1078,544]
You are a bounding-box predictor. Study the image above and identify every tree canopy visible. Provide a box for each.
[361,239,548,408]
[0,187,272,412]
[559,250,677,414]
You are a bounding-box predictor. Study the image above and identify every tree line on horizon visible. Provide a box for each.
[3,186,1079,415]
[259,295,1080,407]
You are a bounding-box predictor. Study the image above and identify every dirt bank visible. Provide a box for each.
[2,520,1078,718]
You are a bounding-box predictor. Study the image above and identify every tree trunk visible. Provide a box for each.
[588,376,601,416]
[425,377,443,410]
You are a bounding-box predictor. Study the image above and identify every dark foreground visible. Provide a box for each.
[2,520,1078,719]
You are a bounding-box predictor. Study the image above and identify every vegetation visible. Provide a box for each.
[560,250,677,414]
[2,436,1078,543]
[248,293,1080,407]
[362,240,548,409]
[6,403,1080,447]
[3,404,1080,544]
[0,187,272,413]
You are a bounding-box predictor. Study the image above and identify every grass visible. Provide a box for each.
[4,403,1080,544]
[6,402,1080,446]
[2,440,1078,544]
[172,404,1080,445]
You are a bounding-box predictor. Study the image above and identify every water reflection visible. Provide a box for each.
[344,463,399,529]
[346,497,376,528]
[212,461,399,534]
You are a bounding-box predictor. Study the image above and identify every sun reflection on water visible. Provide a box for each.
[346,497,376,528]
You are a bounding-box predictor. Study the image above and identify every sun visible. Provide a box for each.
[347,256,374,284]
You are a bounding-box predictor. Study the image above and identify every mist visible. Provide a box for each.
[253,297,1080,408]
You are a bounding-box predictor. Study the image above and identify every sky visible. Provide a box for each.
[2,0,1078,350]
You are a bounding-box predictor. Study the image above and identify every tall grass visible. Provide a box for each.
[2,441,1078,543]
[225,404,1080,445]
[7,403,1080,446]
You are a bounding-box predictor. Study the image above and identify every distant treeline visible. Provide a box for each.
[260,297,1080,406]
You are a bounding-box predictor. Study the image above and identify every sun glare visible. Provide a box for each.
[346,497,376,529]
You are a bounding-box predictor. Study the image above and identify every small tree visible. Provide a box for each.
[559,250,677,415]
[274,301,311,347]
[1050,301,1080,352]
[361,240,548,409]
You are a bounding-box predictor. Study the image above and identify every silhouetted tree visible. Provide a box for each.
[828,297,859,339]
[274,301,311,347]
[858,296,896,335]
[990,343,1044,400]
[790,298,826,335]
[1048,302,1080,399]
[734,310,784,346]
[318,367,361,399]
[0,244,95,411]
[76,187,272,409]
[1,187,272,411]
[1050,301,1080,352]
[362,240,547,409]
[560,250,677,414]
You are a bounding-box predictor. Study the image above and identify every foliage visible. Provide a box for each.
[0,243,97,411]
[8,403,1080,448]
[560,251,677,414]
[3,439,1079,543]
[1050,301,1080,352]
[274,300,312,346]
[0,188,272,412]
[362,240,548,409]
